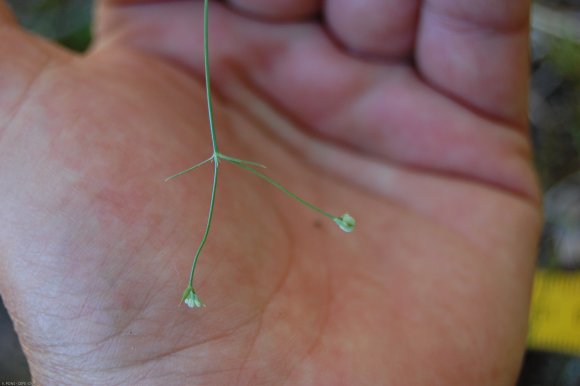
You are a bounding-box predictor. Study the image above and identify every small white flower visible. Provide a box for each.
[181,286,204,308]
[334,213,356,233]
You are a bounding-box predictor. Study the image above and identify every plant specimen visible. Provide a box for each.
[168,0,355,308]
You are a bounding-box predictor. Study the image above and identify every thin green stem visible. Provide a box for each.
[188,156,219,287]
[204,0,218,154]
[225,159,337,220]
[180,0,354,304]
[165,156,213,181]
[217,153,266,168]
[187,0,220,290]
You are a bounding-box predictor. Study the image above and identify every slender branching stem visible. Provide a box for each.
[204,0,219,155]
[188,156,219,287]
[173,0,355,308]
[182,0,220,304]
[187,0,221,285]
[165,156,213,182]
[224,159,336,220]
[217,153,266,168]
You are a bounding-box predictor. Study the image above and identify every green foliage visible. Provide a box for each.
[6,0,92,52]
[549,38,580,81]
[544,36,580,169]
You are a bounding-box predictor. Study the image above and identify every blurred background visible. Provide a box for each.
[0,0,579,384]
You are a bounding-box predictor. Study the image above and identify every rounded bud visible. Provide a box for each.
[334,213,356,233]
[181,286,204,308]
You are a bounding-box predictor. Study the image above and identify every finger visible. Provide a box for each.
[417,0,531,125]
[101,0,321,20]
[227,0,321,20]
[100,0,154,4]
[90,1,536,195]
[324,0,420,59]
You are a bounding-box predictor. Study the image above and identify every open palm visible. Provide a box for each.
[0,1,540,385]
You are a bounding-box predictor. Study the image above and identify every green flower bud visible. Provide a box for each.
[181,286,204,308]
[334,213,356,233]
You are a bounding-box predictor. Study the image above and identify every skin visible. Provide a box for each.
[0,0,540,385]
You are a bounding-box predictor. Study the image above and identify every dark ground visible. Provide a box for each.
[0,0,579,384]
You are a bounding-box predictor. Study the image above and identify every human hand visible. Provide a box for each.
[0,1,540,384]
